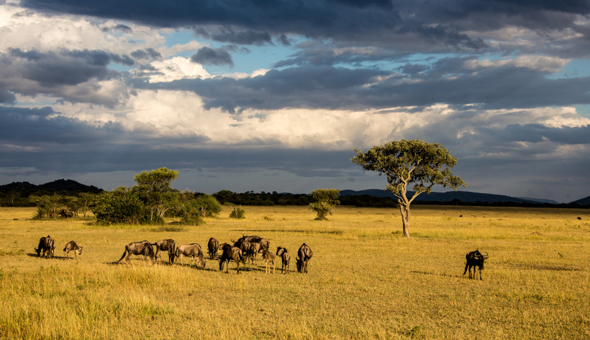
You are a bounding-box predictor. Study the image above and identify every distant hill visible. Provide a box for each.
[517,197,560,205]
[571,195,590,205]
[0,179,102,194]
[340,189,542,204]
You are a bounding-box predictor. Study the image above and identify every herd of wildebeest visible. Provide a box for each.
[34,234,489,279]
[34,235,314,275]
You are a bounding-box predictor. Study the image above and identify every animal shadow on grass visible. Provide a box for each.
[410,270,458,278]
[26,253,66,260]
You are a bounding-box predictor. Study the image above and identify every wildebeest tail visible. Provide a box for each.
[117,248,128,262]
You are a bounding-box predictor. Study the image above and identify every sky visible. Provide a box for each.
[1,0,590,203]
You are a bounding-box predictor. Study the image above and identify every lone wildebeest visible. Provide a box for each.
[261,248,275,274]
[175,243,206,269]
[463,250,489,280]
[207,237,219,260]
[35,235,55,258]
[117,241,155,265]
[219,243,242,274]
[63,241,83,260]
[276,246,290,274]
[153,239,176,264]
[296,243,313,273]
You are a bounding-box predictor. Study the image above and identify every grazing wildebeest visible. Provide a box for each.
[175,243,206,269]
[276,246,290,274]
[232,238,252,264]
[296,243,313,273]
[153,239,176,264]
[463,250,489,280]
[207,237,219,260]
[117,241,155,265]
[63,241,83,260]
[233,235,269,259]
[261,248,276,274]
[246,242,261,264]
[219,243,242,274]
[35,235,55,258]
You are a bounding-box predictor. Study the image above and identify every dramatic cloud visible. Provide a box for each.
[190,47,234,67]
[2,0,590,202]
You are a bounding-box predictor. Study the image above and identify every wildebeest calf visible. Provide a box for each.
[153,239,176,264]
[175,243,206,269]
[276,246,290,274]
[219,243,242,274]
[207,237,219,260]
[261,249,275,274]
[463,250,488,280]
[63,241,83,260]
[296,243,313,273]
[117,240,155,265]
[35,235,55,258]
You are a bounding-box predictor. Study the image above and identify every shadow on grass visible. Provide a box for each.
[231,229,343,235]
[26,253,68,260]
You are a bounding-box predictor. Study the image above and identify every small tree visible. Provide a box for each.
[352,139,465,237]
[308,188,340,220]
[229,204,245,219]
[133,167,180,223]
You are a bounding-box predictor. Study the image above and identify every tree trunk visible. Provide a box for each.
[399,204,411,237]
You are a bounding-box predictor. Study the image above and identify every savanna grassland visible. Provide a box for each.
[0,205,589,339]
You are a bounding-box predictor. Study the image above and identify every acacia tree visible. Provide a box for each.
[308,188,340,220]
[351,140,465,237]
[133,167,180,223]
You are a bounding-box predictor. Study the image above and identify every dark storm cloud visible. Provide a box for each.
[190,47,234,67]
[0,105,351,177]
[131,48,162,60]
[0,89,16,103]
[0,106,210,149]
[101,24,132,33]
[135,60,590,113]
[481,124,590,145]
[0,106,124,145]
[0,48,130,105]
[19,0,511,52]
[135,65,389,112]
[194,27,272,46]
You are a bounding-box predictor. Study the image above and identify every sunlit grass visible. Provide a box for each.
[0,205,589,339]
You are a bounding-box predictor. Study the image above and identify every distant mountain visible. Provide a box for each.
[571,195,590,205]
[517,197,560,204]
[0,179,102,193]
[340,189,542,204]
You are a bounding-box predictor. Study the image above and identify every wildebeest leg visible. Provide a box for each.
[479,268,482,280]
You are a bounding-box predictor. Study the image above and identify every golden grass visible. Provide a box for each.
[0,205,589,339]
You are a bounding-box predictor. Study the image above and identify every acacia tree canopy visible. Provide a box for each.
[351,139,466,237]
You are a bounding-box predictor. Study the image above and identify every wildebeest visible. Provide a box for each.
[63,241,83,260]
[296,243,313,273]
[153,239,176,264]
[207,237,219,260]
[233,235,269,260]
[219,243,242,274]
[463,250,489,280]
[35,235,55,258]
[276,246,290,274]
[175,243,206,269]
[261,248,275,274]
[246,242,261,264]
[117,241,155,265]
